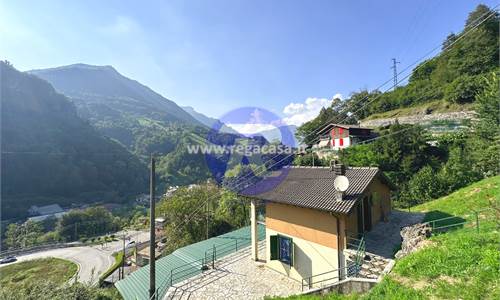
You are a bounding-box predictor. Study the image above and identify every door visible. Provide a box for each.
[356,202,364,236]
[363,196,372,231]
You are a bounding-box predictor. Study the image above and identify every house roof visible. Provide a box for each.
[115,224,266,300]
[318,123,372,134]
[239,166,395,214]
[32,204,64,215]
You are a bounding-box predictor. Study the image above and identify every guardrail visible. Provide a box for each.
[0,242,80,258]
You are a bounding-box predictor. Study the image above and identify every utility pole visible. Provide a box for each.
[206,200,209,240]
[149,155,156,300]
[121,232,126,280]
[390,58,400,89]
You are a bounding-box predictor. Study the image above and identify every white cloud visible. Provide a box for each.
[226,123,276,135]
[99,16,141,35]
[282,94,343,127]
[226,108,278,134]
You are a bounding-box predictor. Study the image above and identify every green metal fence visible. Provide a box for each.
[116,224,265,300]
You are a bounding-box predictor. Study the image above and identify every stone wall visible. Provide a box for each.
[360,111,476,128]
[395,223,432,259]
[303,278,377,296]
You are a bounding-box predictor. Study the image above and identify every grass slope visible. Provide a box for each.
[0,258,78,289]
[272,176,500,300]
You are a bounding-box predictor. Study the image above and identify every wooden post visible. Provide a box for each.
[250,199,258,261]
[149,155,156,300]
[475,212,479,233]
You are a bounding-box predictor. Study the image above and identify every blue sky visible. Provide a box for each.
[0,0,496,126]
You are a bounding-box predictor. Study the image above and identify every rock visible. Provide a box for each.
[395,223,432,259]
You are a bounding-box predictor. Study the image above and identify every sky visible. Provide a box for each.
[1,0,497,127]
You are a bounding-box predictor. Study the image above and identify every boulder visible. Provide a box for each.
[395,223,432,259]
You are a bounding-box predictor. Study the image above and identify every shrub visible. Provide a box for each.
[444,74,483,103]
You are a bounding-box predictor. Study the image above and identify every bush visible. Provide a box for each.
[444,74,483,104]
[400,166,445,206]
[98,252,124,285]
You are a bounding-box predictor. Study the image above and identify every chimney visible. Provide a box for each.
[331,160,346,175]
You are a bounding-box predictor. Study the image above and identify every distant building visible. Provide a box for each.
[27,204,66,222]
[155,217,166,240]
[313,124,374,153]
[163,186,179,198]
[134,246,162,267]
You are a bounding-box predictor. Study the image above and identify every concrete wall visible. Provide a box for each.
[266,203,339,249]
[266,228,339,286]
[303,278,377,296]
[266,203,340,286]
[365,177,392,227]
[343,177,392,235]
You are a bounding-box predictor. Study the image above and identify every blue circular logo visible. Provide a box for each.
[204,107,296,195]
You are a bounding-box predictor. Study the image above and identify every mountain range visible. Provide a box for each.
[181,106,240,135]
[1,62,148,219]
[1,61,298,219]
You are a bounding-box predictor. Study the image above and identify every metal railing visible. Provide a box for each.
[300,263,362,292]
[423,209,486,234]
[345,231,364,250]
[301,234,366,292]
[153,237,250,300]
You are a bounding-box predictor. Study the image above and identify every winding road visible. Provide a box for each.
[0,230,150,284]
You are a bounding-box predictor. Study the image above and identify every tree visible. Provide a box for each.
[293,152,328,167]
[57,207,118,241]
[465,4,495,28]
[5,221,43,249]
[444,74,483,103]
[468,71,500,177]
[442,33,457,50]
[156,182,248,254]
[401,166,444,206]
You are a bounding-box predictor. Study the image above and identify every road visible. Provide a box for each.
[0,230,150,284]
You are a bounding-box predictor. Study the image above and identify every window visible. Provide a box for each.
[270,235,294,266]
[339,138,344,146]
[339,128,343,135]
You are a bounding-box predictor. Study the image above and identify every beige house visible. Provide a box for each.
[241,165,395,286]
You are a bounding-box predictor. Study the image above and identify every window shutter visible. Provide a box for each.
[270,235,278,260]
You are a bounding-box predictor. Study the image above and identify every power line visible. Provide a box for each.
[205,5,499,195]
[147,7,499,298]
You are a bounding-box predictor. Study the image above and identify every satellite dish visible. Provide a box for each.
[334,175,349,192]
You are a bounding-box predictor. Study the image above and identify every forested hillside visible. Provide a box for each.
[1,62,148,219]
[353,4,499,118]
[29,64,202,156]
[29,64,245,187]
[297,5,499,145]
[295,5,499,209]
